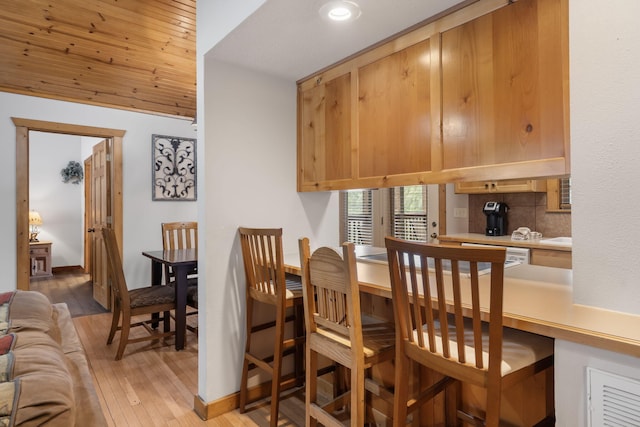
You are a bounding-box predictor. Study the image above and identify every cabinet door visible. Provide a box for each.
[358,39,432,178]
[441,0,567,173]
[298,72,352,190]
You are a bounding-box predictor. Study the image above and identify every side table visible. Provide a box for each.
[29,241,53,279]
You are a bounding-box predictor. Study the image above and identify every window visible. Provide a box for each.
[546,177,571,212]
[391,185,428,242]
[343,189,373,245]
[559,177,571,210]
[340,185,435,246]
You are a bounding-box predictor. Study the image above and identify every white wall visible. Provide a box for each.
[570,0,640,315]
[30,132,84,267]
[0,92,197,290]
[198,58,339,401]
[29,133,103,268]
[551,0,640,420]
[444,184,469,235]
[555,339,640,426]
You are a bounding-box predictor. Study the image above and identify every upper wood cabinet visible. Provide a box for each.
[441,0,569,179]
[298,72,353,187]
[357,39,433,179]
[297,0,569,192]
[298,33,438,192]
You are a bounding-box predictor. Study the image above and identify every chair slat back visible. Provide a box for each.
[102,227,131,309]
[239,227,287,301]
[385,237,506,382]
[299,239,363,351]
[162,221,198,250]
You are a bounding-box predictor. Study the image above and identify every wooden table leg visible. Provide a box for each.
[150,259,163,328]
[173,264,188,350]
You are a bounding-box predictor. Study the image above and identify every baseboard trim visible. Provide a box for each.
[193,374,298,420]
[52,265,84,274]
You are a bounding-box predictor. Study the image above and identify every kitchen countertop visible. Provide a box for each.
[284,251,640,357]
[438,233,572,252]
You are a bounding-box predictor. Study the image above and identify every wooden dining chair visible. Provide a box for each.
[299,238,395,426]
[238,227,305,427]
[385,237,555,426]
[161,221,198,314]
[102,227,176,361]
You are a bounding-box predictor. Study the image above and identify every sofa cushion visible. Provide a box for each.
[0,380,17,427]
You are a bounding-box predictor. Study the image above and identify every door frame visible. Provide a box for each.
[13,117,125,291]
[84,156,92,275]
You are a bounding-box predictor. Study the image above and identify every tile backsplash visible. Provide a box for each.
[468,193,571,238]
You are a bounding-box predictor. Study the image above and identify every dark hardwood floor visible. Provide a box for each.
[29,271,109,317]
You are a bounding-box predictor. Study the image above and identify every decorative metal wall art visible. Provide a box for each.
[152,134,197,201]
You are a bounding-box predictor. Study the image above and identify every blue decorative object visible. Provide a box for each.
[60,161,84,184]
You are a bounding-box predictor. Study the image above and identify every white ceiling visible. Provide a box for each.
[208,0,469,81]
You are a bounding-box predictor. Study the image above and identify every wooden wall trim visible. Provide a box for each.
[14,118,125,291]
[16,125,30,290]
[192,378,295,420]
[11,118,126,138]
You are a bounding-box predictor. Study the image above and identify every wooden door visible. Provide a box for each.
[84,157,92,275]
[91,139,111,309]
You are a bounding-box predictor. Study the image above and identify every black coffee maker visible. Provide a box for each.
[483,201,508,236]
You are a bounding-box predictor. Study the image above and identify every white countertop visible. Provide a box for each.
[439,233,572,252]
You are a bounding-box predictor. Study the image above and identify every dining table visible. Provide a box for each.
[142,248,197,351]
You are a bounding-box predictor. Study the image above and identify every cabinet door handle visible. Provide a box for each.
[87,228,95,233]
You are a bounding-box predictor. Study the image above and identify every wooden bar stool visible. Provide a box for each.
[385,237,555,426]
[299,238,395,426]
[238,227,305,427]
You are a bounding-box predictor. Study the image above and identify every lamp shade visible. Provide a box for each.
[29,211,42,226]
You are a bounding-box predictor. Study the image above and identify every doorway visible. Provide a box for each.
[13,118,124,297]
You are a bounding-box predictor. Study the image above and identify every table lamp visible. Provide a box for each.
[29,211,42,242]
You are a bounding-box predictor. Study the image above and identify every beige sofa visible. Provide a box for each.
[0,290,107,426]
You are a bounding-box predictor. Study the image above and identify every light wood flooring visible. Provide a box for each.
[38,272,306,426]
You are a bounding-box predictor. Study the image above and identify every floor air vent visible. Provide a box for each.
[587,367,640,427]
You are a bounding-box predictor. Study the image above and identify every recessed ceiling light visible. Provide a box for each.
[319,1,362,22]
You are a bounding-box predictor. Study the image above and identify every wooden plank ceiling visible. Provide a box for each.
[0,0,195,119]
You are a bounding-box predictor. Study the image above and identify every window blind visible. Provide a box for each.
[391,185,427,242]
[560,178,571,210]
[343,189,373,245]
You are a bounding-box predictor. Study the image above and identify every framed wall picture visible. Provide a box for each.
[152,134,197,201]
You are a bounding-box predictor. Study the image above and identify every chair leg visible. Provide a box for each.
[115,311,131,361]
[269,302,286,427]
[163,311,171,333]
[107,301,121,345]
[445,379,461,427]
[484,382,502,427]
[239,297,254,413]
[294,303,305,387]
[306,345,318,427]
[351,363,365,425]
[394,353,410,426]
